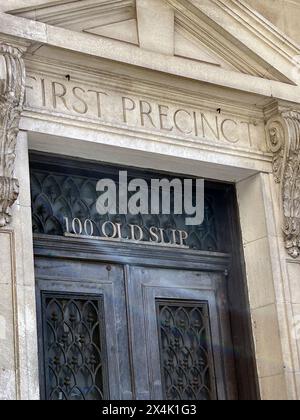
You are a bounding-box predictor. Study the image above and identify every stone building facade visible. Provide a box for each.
[1,0,300,400]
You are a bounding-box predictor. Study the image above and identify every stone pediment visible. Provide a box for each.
[10,0,140,45]
[6,0,300,84]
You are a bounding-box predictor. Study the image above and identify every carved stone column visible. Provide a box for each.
[266,110,300,258]
[0,43,26,227]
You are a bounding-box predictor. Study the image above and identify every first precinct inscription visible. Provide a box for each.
[25,74,260,149]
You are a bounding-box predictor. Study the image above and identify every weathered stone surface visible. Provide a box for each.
[0,43,26,227]
[1,0,300,402]
[266,110,300,258]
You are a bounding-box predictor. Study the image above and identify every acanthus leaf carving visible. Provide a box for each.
[0,43,26,227]
[266,110,300,258]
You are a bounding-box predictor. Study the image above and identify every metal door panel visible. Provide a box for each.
[127,266,237,400]
[35,257,132,400]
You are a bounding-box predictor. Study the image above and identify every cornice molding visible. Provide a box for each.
[0,42,26,227]
[6,0,300,85]
[266,107,300,258]
[11,0,135,29]
[171,0,290,82]
[185,0,300,84]
[213,0,300,52]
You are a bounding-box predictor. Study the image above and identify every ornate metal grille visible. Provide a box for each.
[30,155,221,252]
[42,293,109,400]
[156,300,217,400]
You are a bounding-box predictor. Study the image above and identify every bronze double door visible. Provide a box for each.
[35,256,237,401]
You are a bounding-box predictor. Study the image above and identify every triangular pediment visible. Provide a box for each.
[10,0,139,44]
[85,18,138,45]
[172,4,286,80]
[7,0,300,84]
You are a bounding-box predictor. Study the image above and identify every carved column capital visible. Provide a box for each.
[0,43,26,227]
[266,110,300,258]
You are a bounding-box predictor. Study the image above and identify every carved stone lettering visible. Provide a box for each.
[266,111,300,258]
[25,74,264,151]
[0,44,26,227]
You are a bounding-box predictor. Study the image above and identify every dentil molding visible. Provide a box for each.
[266,110,300,258]
[0,43,26,227]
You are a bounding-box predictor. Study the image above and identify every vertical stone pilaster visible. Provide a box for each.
[0,130,39,400]
[265,103,300,399]
[0,42,39,400]
[236,173,288,400]
[0,41,26,400]
[13,130,40,400]
[0,229,18,400]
